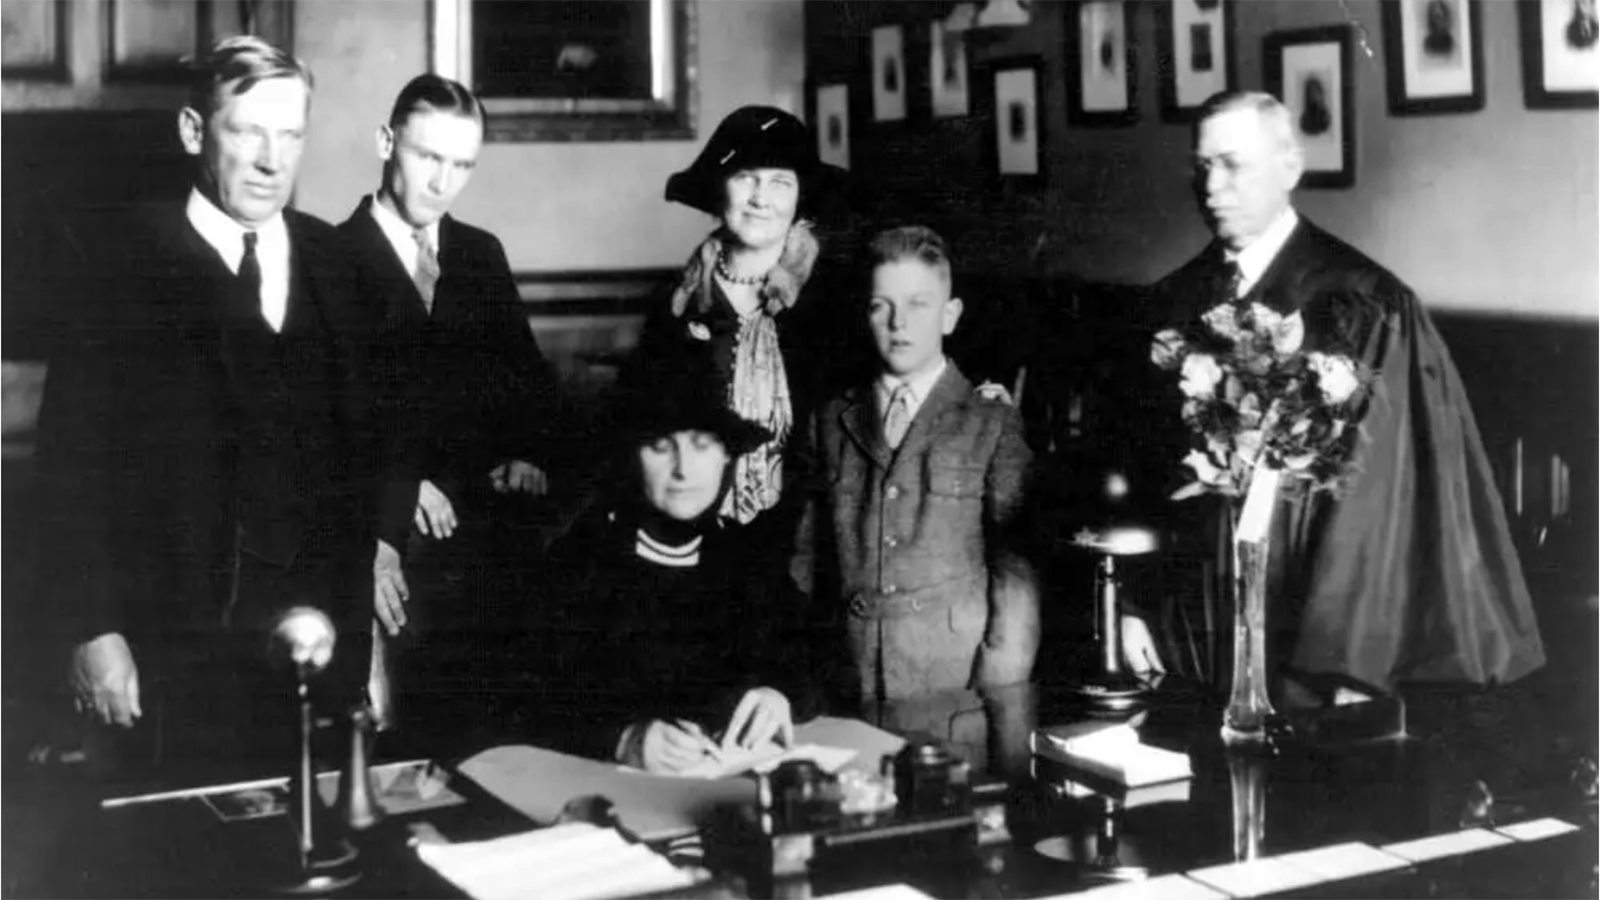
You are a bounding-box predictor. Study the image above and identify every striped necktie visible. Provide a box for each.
[239,231,262,311]
[413,228,440,313]
[883,383,913,450]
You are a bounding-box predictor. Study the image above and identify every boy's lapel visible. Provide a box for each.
[891,365,971,463]
[838,386,894,470]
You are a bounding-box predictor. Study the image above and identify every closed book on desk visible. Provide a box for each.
[1029,722,1192,788]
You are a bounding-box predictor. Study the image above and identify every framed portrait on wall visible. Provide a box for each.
[930,19,970,118]
[1265,26,1356,188]
[431,0,698,142]
[1067,1,1137,126]
[814,83,851,170]
[1383,0,1485,114]
[1,0,68,81]
[1157,0,1236,122]
[979,57,1044,182]
[1518,0,1599,109]
[871,25,908,123]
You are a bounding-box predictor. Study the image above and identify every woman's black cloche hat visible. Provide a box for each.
[665,105,847,218]
[617,356,772,458]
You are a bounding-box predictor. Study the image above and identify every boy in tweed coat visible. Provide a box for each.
[791,226,1039,703]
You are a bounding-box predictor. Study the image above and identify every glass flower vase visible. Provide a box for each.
[1221,532,1278,745]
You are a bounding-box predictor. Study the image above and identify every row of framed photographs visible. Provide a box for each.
[854,1,1593,128]
[815,0,1598,189]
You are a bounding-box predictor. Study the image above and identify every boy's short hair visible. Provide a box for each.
[388,73,484,130]
[864,225,954,285]
[186,35,313,120]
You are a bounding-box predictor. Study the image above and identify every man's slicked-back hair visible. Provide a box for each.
[186,35,313,119]
[388,74,484,130]
[1194,90,1300,154]
[864,224,955,284]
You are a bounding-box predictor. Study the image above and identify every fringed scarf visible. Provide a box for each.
[668,220,819,523]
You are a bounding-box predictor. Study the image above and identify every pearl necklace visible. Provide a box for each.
[716,250,766,286]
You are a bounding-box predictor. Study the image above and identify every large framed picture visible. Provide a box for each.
[1067,1,1137,126]
[431,0,698,142]
[1383,0,1485,114]
[813,83,851,170]
[871,25,908,123]
[930,19,970,118]
[1,0,69,82]
[1265,26,1356,189]
[1518,0,1599,109]
[979,56,1045,183]
[1157,0,1237,122]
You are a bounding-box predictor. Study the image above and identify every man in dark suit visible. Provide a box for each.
[1123,91,1544,705]
[40,36,377,769]
[338,75,560,741]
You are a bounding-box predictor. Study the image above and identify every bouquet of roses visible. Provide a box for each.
[1150,301,1371,501]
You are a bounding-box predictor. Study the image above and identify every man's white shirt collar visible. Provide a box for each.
[185,188,290,332]
[370,193,440,280]
[1226,207,1299,298]
[878,356,948,423]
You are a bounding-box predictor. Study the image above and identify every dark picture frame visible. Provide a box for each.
[431,0,699,143]
[1,0,69,82]
[1518,0,1599,109]
[976,56,1046,185]
[1157,0,1237,123]
[1066,1,1138,126]
[103,0,213,84]
[1383,0,1486,114]
[1265,26,1356,189]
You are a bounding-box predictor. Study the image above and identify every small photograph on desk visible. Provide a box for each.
[373,760,468,815]
[203,785,290,823]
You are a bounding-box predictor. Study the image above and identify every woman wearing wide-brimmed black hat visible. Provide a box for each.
[624,105,856,531]
[518,357,821,773]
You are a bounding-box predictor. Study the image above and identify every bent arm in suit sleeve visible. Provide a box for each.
[977,405,1041,686]
[36,312,132,644]
[482,236,563,470]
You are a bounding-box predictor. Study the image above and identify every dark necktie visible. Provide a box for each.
[239,231,262,312]
[1220,257,1244,306]
[413,228,440,313]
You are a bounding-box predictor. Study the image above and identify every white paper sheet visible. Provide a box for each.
[678,742,860,780]
[1276,841,1410,880]
[1495,817,1582,842]
[1381,828,1514,863]
[1186,856,1327,898]
[415,822,706,900]
[1041,873,1228,900]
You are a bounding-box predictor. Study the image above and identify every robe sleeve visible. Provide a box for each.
[1287,288,1545,690]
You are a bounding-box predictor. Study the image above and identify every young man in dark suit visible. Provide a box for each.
[1125,91,1544,705]
[339,75,560,742]
[40,36,378,771]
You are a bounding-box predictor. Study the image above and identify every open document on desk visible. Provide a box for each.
[456,716,906,842]
[415,821,709,900]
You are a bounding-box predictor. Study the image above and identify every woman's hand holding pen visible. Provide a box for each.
[639,719,724,774]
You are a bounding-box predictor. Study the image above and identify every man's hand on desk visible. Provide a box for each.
[374,539,410,636]
[490,460,548,497]
[70,633,141,727]
[415,479,458,539]
[723,687,794,752]
[1120,615,1167,678]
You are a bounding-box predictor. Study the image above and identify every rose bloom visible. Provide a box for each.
[1180,353,1224,399]
[1151,328,1187,369]
[1307,352,1360,404]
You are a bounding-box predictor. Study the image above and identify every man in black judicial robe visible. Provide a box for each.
[338,75,561,743]
[38,37,378,769]
[1122,92,1544,703]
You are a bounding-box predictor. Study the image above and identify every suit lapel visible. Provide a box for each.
[891,365,971,465]
[351,196,433,320]
[1243,218,1316,316]
[838,386,894,471]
